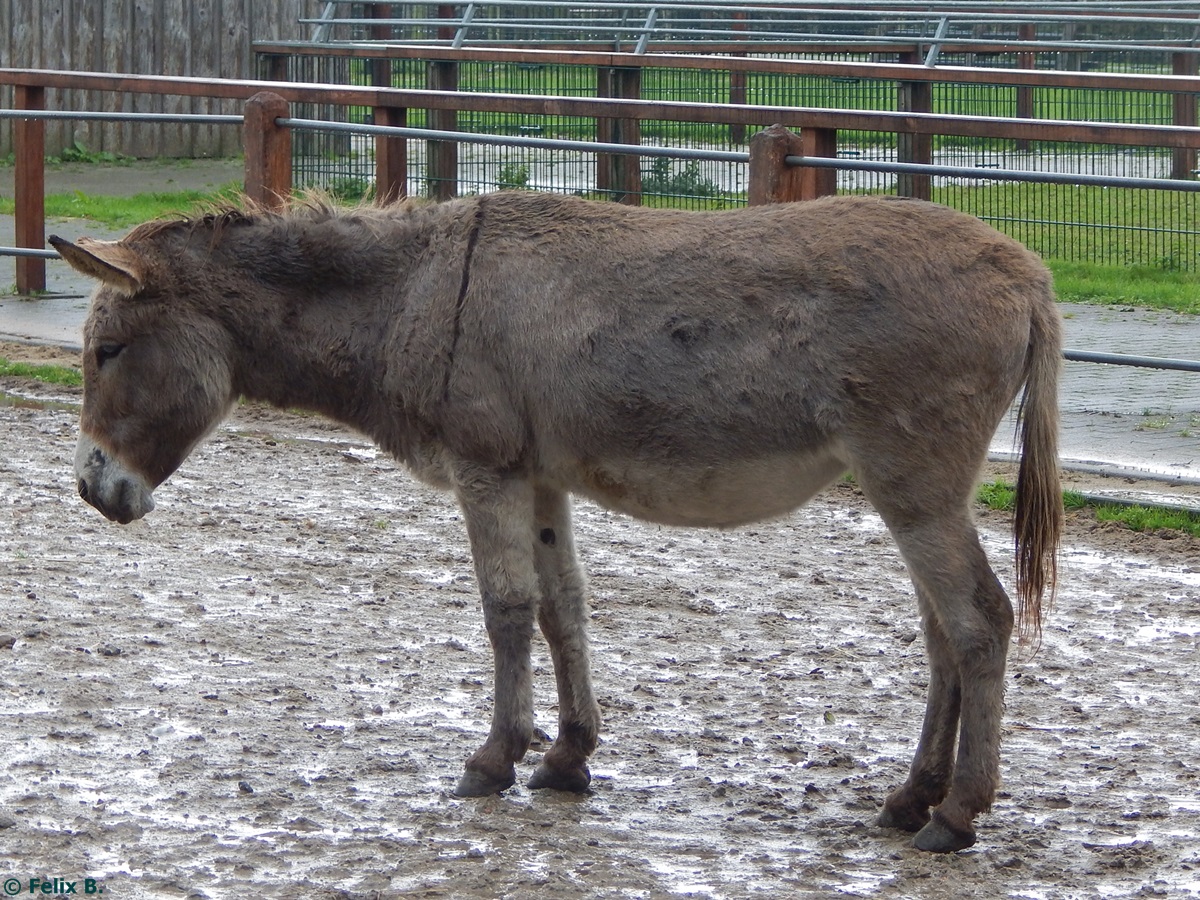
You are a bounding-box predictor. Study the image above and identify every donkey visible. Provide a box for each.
[52,189,1062,853]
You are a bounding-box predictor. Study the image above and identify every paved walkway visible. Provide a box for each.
[0,158,242,346]
[3,160,1199,499]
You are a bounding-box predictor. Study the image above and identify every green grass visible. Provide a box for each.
[0,185,241,230]
[978,479,1200,538]
[0,357,82,386]
[1090,503,1200,538]
[1047,261,1200,314]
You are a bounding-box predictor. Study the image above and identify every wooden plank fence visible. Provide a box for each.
[0,0,309,158]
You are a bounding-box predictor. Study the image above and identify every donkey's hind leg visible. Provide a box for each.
[877,588,962,832]
[527,485,601,792]
[867,497,1014,852]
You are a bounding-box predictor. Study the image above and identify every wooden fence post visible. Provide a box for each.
[427,61,459,200]
[897,50,932,200]
[749,124,837,205]
[14,85,46,295]
[370,4,394,89]
[798,127,838,201]
[1015,23,1037,152]
[1172,52,1198,180]
[368,0,398,201]
[596,67,643,204]
[729,9,749,145]
[243,92,292,210]
[748,124,804,205]
[374,105,408,203]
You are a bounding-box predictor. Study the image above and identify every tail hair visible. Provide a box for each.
[1013,299,1064,645]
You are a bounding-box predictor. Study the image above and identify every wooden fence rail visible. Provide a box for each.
[5,67,1200,292]
[255,42,1200,180]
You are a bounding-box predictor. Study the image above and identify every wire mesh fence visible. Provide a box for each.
[262,51,1200,270]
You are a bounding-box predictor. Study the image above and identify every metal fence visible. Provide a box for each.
[4,95,1200,381]
[305,1,1200,62]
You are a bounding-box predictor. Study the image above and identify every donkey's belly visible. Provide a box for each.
[571,447,849,528]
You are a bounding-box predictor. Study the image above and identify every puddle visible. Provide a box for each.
[0,387,79,412]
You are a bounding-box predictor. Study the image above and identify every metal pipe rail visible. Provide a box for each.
[4,248,58,259]
[1064,350,1200,372]
[304,0,1200,56]
[283,115,1200,193]
[783,155,1200,192]
[312,32,1200,56]
[0,110,243,127]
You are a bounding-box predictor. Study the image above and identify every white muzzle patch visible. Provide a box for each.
[75,433,156,524]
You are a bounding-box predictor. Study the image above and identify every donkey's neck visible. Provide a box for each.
[210,203,468,460]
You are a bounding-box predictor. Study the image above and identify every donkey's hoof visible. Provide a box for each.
[454,767,516,798]
[912,813,977,853]
[877,802,931,834]
[528,761,592,793]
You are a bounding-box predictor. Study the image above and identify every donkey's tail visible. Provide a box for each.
[1013,294,1064,644]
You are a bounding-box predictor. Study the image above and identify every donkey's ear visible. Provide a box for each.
[49,235,145,296]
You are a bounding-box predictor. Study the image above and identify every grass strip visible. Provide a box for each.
[978,479,1200,538]
[0,357,82,386]
[1048,261,1200,314]
[0,185,241,230]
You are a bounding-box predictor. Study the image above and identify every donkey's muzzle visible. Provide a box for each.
[75,434,156,524]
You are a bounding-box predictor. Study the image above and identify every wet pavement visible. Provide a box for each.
[2,160,1199,495]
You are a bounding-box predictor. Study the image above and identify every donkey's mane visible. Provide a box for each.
[123,192,418,245]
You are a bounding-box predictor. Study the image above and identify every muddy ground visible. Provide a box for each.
[1,357,1198,899]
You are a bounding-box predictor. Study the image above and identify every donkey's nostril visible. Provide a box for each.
[78,478,90,501]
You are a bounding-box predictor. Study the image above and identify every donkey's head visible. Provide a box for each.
[52,232,237,524]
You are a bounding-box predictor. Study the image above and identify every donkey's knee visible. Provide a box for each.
[941,569,1013,685]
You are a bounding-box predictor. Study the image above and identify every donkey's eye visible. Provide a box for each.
[95,343,125,367]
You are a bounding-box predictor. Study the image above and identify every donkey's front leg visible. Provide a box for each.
[527,485,600,793]
[453,472,540,797]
